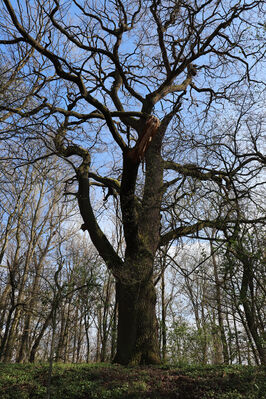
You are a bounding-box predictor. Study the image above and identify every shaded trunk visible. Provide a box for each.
[95,318,101,362]
[211,312,224,365]
[233,311,242,364]
[235,302,260,365]
[29,311,52,362]
[241,294,266,365]
[0,305,15,361]
[100,272,113,362]
[2,307,21,362]
[161,269,167,363]
[84,314,91,363]
[111,297,118,361]
[114,278,160,365]
[239,253,265,365]
[211,246,229,364]
[77,115,164,365]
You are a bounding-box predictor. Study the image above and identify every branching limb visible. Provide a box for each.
[159,216,266,247]
[163,161,230,187]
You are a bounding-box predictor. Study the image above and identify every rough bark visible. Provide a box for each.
[114,278,160,365]
[75,116,164,365]
[161,269,167,363]
[112,121,164,364]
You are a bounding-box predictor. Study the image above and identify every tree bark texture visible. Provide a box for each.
[114,279,160,365]
[77,118,163,364]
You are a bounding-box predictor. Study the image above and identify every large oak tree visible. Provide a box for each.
[0,0,265,364]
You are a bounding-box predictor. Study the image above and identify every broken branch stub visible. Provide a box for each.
[128,116,161,163]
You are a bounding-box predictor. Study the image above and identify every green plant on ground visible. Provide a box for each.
[0,363,265,399]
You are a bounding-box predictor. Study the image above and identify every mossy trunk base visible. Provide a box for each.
[113,280,160,365]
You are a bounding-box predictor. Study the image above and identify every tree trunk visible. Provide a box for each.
[3,307,22,362]
[29,311,52,362]
[77,115,164,365]
[0,305,15,361]
[161,268,167,363]
[100,272,113,362]
[239,252,266,365]
[110,297,118,361]
[113,279,160,365]
[233,311,242,364]
[211,245,229,364]
[84,314,90,363]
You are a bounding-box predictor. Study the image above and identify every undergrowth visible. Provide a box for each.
[0,363,265,399]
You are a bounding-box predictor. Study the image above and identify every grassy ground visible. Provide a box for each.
[0,363,265,399]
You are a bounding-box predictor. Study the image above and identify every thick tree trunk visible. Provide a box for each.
[113,279,160,365]
[77,116,164,365]
[161,269,167,363]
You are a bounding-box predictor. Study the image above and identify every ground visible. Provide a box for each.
[0,363,265,398]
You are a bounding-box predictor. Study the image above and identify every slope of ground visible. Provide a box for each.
[0,363,265,399]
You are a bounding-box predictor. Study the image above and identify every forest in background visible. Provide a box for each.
[0,143,265,366]
[0,0,265,371]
